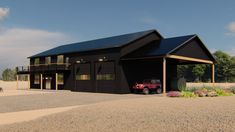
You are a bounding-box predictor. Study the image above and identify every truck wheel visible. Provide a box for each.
[156,88,162,94]
[143,88,149,95]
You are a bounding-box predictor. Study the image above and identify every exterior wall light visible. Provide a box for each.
[76,59,86,63]
[98,57,107,62]
[98,58,104,62]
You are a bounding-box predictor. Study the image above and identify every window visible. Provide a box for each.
[34,58,40,66]
[45,57,51,65]
[75,63,91,80]
[65,57,69,63]
[34,74,40,84]
[57,73,64,84]
[95,62,115,81]
[96,74,115,80]
[57,55,64,64]
[76,74,91,80]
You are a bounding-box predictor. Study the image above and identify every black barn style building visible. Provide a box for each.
[17,29,216,94]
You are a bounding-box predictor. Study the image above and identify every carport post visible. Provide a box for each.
[163,57,166,95]
[28,74,30,89]
[55,73,58,91]
[212,64,215,83]
[40,74,43,90]
[16,75,19,90]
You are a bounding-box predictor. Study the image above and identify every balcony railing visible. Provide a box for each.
[16,63,71,73]
[16,66,30,73]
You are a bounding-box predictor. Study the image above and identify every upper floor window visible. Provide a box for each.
[34,58,40,66]
[45,57,51,65]
[65,57,69,63]
[57,55,64,64]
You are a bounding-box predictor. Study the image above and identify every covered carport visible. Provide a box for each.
[121,34,216,94]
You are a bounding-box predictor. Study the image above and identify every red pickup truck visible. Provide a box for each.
[132,79,162,94]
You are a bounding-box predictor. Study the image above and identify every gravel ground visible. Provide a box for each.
[0,91,153,113]
[0,95,234,132]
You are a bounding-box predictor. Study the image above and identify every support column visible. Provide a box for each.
[40,74,43,90]
[16,75,19,90]
[28,74,30,89]
[163,57,166,95]
[212,64,215,83]
[55,73,58,91]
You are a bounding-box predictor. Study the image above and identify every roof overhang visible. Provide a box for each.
[166,55,214,64]
[121,54,214,64]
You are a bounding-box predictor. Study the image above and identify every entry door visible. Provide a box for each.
[45,77,52,89]
[74,63,92,91]
[95,61,116,93]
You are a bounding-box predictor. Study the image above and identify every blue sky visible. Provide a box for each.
[0,0,235,71]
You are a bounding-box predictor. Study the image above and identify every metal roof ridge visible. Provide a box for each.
[165,34,197,55]
[28,29,158,58]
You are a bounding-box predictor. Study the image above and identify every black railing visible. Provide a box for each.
[16,66,30,73]
[31,63,70,71]
[16,63,71,73]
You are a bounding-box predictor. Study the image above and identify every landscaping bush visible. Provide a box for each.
[170,78,186,91]
[189,86,233,97]
[167,86,233,98]
[229,86,235,94]
[194,89,208,97]
[167,91,181,97]
[215,88,233,96]
[180,91,197,98]
[207,91,218,97]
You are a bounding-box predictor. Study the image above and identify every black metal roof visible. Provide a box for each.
[122,34,215,61]
[142,34,197,56]
[29,29,215,61]
[122,34,202,57]
[29,29,160,58]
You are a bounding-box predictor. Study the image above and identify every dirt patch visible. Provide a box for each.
[0,105,78,125]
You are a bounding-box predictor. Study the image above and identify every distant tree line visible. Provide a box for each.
[1,68,17,81]
[1,68,27,81]
[178,50,235,82]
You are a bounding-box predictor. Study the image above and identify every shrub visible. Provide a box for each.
[187,87,199,92]
[194,89,208,97]
[229,86,235,94]
[167,91,181,97]
[178,78,186,91]
[180,91,197,98]
[215,88,233,96]
[207,91,218,97]
[170,78,186,91]
[202,86,215,91]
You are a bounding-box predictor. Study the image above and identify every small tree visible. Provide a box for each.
[2,68,16,81]
[214,51,233,82]
[192,64,206,82]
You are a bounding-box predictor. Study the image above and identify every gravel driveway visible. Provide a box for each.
[0,91,155,113]
[0,95,234,132]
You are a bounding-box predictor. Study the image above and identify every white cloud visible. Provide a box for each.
[0,28,75,72]
[0,8,10,20]
[227,48,235,56]
[209,48,217,53]
[227,22,235,33]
